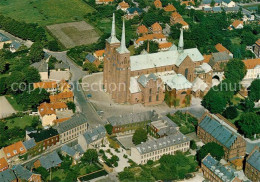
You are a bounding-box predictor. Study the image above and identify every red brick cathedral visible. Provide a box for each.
[103,14,212,107]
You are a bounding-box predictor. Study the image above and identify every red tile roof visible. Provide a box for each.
[137,25,148,34]
[215,43,231,54]
[255,39,260,47]
[159,42,173,49]
[151,22,162,32]
[154,0,162,8]
[164,4,176,12]
[94,50,105,57]
[243,58,260,69]
[0,157,8,171]
[119,1,129,8]
[33,81,57,89]
[49,91,74,103]
[3,141,27,159]
[136,33,166,44]
[203,54,212,63]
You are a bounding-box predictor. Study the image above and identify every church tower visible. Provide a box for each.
[112,19,131,103]
[103,13,121,94]
[178,28,184,52]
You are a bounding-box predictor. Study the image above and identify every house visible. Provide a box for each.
[212,6,222,13]
[78,125,107,152]
[134,33,167,47]
[125,8,142,20]
[154,0,162,8]
[49,91,74,103]
[137,25,148,35]
[243,14,255,22]
[222,0,236,7]
[12,165,42,182]
[151,22,162,34]
[95,0,114,5]
[117,1,130,11]
[243,58,260,79]
[254,39,260,57]
[55,113,89,144]
[215,43,233,58]
[0,157,8,172]
[202,154,242,182]
[203,54,212,63]
[200,0,222,7]
[9,41,22,53]
[58,80,71,93]
[49,61,70,81]
[197,113,246,160]
[1,141,27,162]
[223,6,240,13]
[148,117,179,138]
[0,33,12,49]
[33,81,57,93]
[107,110,158,135]
[209,52,232,72]
[181,0,195,6]
[228,20,243,30]
[34,151,62,170]
[164,3,176,12]
[31,60,49,81]
[61,144,84,164]
[0,169,17,182]
[245,146,260,182]
[170,12,189,29]
[159,42,173,51]
[23,139,36,152]
[131,132,190,164]
[94,49,105,62]
[85,53,101,68]
[26,128,59,155]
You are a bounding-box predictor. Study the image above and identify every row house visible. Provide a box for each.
[254,39,260,57]
[26,128,59,156]
[33,81,57,93]
[94,49,105,62]
[202,154,242,182]
[134,33,167,48]
[61,144,84,164]
[170,12,189,29]
[34,151,62,170]
[117,1,130,11]
[55,113,89,144]
[0,157,8,172]
[131,132,190,164]
[215,43,233,58]
[107,110,158,135]
[49,91,74,103]
[197,114,246,160]
[245,146,260,182]
[0,141,27,164]
[242,58,260,80]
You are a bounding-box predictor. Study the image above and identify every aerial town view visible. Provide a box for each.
[0,0,260,181]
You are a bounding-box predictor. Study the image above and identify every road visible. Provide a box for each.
[45,50,103,127]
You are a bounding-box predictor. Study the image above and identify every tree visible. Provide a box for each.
[190,140,197,150]
[248,79,260,102]
[81,149,98,164]
[240,98,255,112]
[135,41,159,55]
[222,106,238,119]
[24,67,41,84]
[6,71,25,94]
[210,0,215,7]
[197,142,225,163]
[67,101,76,113]
[224,59,247,83]
[83,62,98,73]
[201,89,227,113]
[29,42,44,63]
[0,77,7,95]
[132,128,148,145]
[47,40,60,51]
[237,112,260,139]
[34,167,49,181]
[105,124,113,135]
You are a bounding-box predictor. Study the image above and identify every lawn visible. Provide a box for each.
[5,115,39,129]
[0,0,95,26]
[231,37,241,45]
[5,95,24,111]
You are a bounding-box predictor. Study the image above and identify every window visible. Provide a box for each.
[149,88,152,94]
[20,147,24,151]
[7,153,11,157]
[185,68,188,78]
[149,96,152,102]
[156,95,159,101]
[13,150,17,154]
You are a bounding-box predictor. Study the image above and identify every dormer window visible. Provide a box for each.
[7,153,11,157]
[20,147,24,151]
[13,150,17,154]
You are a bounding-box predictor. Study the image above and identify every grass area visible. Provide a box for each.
[231,37,241,45]
[0,74,8,79]
[5,115,38,129]
[5,95,23,111]
[230,95,243,106]
[0,0,95,26]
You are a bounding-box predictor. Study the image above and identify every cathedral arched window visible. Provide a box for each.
[185,68,188,79]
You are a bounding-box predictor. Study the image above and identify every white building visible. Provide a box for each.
[131,132,190,164]
[222,0,236,7]
[243,58,260,79]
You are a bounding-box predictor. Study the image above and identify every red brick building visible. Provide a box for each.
[245,146,260,182]
[103,14,211,107]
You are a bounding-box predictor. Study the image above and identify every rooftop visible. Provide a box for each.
[150,117,178,136]
[0,169,16,182]
[192,77,209,92]
[0,157,8,170]
[31,59,48,72]
[247,147,260,171]
[12,165,34,181]
[33,81,57,89]
[81,125,106,145]
[39,151,62,170]
[3,141,27,159]
[161,74,192,90]
[164,4,176,12]
[243,58,260,69]
[94,49,105,57]
[28,128,58,142]
[85,53,97,63]
[215,43,231,54]
[0,33,10,42]
[23,139,36,150]
[49,91,74,103]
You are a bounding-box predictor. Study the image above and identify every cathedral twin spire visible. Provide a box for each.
[108,13,129,54]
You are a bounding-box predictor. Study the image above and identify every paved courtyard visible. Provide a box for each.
[0,96,16,119]
[81,73,204,120]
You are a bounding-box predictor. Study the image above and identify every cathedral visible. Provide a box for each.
[103,14,212,107]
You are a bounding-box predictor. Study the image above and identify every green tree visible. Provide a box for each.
[34,167,49,181]
[0,77,7,95]
[190,140,197,150]
[210,0,215,7]
[248,79,260,102]
[47,40,60,51]
[67,101,76,113]
[222,106,238,119]
[132,128,148,145]
[237,112,260,138]
[224,59,247,83]
[197,142,225,162]
[105,124,113,135]
[83,62,98,73]
[6,71,25,94]
[24,67,41,84]
[81,149,98,164]
[240,98,255,112]
[29,42,44,63]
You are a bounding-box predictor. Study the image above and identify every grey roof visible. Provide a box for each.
[54,61,69,70]
[10,41,21,50]
[195,63,212,74]
[202,0,222,4]
[61,144,77,157]
[202,154,237,181]
[81,125,106,145]
[137,73,158,87]
[23,139,36,150]
[222,0,231,4]
[150,117,178,136]
[31,59,48,72]
[203,7,212,11]
[199,115,237,149]
[127,7,142,14]
[0,169,16,182]
[73,144,84,155]
[135,132,189,155]
[247,148,260,171]
[223,6,239,12]
[0,33,10,42]
[209,52,231,67]
[107,110,158,127]
[44,52,51,60]
[12,165,33,181]
[212,7,222,12]
[161,74,192,90]
[39,151,62,170]
[85,53,97,63]
[56,113,88,134]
